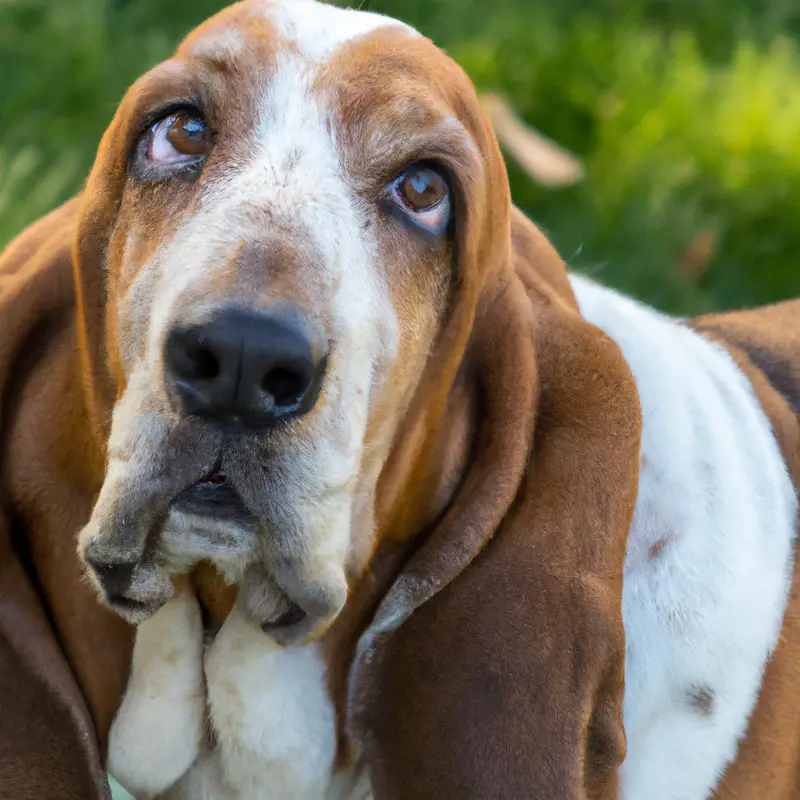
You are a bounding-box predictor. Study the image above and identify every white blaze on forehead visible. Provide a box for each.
[145,0,419,358]
[145,22,400,360]
[264,0,417,61]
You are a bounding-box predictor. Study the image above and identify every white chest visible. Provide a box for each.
[108,594,369,799]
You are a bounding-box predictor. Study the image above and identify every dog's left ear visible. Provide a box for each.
[349,207,641,799]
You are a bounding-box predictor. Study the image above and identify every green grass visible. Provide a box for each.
[1,0,798,313]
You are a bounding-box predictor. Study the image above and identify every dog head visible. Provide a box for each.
[75,0,518,644]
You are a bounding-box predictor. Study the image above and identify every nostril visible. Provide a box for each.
[165,327,223,384]
[262,365,310,407]
[169,340,220,383]
[184,344,220,381]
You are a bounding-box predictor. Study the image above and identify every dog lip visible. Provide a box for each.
[198,467,227,486]
[108,595,150,611]
[261,602,307,634]
[104,593,156,621]
[172,470,257,526]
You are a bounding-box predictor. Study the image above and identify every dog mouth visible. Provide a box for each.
[168,466,311,634]
[109,595,154,617]
[82,431,348,642]
[260,602,307,633]
[171,465,257,528]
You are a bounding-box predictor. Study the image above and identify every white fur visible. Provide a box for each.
[267,0,414,61]
[108,587,206,798]
[110,592,371,800]
[571,274,797,800]
[168,606,338,799]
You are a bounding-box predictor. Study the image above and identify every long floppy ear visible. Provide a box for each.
[71,100,138,439]
[0,203,113,799]
[348,209,641,798]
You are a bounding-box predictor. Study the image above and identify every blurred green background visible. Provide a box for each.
[1,0,798,313]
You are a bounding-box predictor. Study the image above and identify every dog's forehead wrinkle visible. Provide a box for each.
[189,26,246,60]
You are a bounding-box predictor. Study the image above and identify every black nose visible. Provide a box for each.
[164,307,327,429]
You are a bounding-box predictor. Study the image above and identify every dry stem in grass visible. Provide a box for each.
[480,93,585,188]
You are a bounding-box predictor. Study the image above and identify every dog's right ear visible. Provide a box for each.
[0,203,115,799]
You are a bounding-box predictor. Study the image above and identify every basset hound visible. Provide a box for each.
[0,1,798,799]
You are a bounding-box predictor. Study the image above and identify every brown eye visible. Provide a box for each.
[165,113,210,155]
[147,112,210,166]
[390,164,451,232]
[397,166,448,211]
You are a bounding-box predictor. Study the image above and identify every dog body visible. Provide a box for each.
[104,275,800,800]
[0,2,798,799]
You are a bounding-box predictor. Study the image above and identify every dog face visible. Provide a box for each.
[77,0,494,643]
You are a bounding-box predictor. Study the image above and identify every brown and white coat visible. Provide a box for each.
[0,2,798,799]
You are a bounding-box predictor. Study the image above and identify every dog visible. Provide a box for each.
[0,1,797,798]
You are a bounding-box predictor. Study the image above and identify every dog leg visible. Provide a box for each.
[203,602,337,799]
[107,579,206,798]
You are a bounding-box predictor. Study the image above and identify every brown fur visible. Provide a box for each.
[0,203,130,799]
[349,247,642,798]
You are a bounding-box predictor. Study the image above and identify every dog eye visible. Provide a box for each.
[148,112,210,165]
[391,164,451,231]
